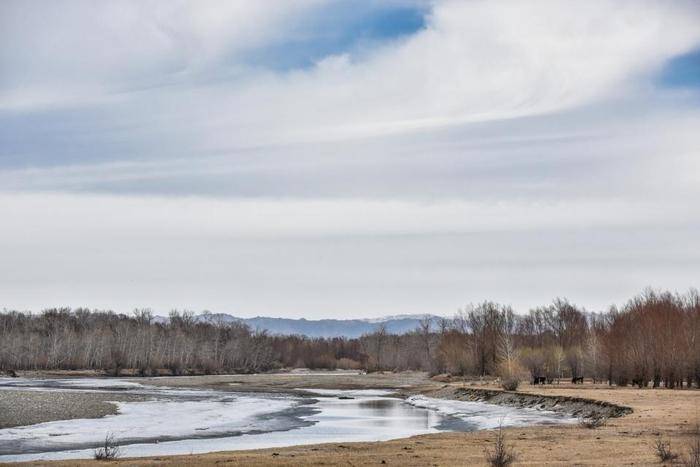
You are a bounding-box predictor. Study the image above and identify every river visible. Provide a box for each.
[0,377,574,462]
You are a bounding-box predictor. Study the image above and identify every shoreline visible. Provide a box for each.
[418,385,633,419]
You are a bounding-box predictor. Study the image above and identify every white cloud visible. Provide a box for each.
[2,100,699,203]
[0,0,322,109]
[0,192,698,316]
[3,0,699,130]
[0,192,693,243]
[131,0,699,148]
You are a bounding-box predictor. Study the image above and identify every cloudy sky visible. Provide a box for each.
[1,0,699,318]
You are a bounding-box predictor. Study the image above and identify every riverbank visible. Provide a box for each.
[422,385,633,419]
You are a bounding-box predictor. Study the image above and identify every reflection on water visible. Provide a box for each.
[359,398,395,409]
[357,398,406,421]
[315,395,445,432]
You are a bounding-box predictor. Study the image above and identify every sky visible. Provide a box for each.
[1,0,699,319]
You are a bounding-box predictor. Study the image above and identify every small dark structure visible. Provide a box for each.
[631,378,647,388]
[533,376,546,385]
[572,376,584,384]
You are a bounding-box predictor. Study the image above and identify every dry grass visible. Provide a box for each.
[685,437,700,467]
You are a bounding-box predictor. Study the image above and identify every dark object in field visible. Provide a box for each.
[338,396,355,400]
[572,376,584,384]
[532,376,546,385]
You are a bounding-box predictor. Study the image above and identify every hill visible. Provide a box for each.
[193,313,441,338]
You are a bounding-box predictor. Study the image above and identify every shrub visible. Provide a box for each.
[653,437,678,462]
[485,423,517,467]
[94,433,121,461]
[501,377,519,391]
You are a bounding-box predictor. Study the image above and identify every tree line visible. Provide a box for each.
[1,289,698,388]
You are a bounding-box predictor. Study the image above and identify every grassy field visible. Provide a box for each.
[15,377,700,467]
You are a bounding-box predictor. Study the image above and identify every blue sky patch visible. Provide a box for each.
[242,3,428,71]
[656,48,700,88]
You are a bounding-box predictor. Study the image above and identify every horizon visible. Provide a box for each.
[5,287,696,320]
[1,1,699,318]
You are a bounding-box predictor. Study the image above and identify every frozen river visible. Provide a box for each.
[0,377,574,462]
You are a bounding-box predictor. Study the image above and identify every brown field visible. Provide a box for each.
[14,379,700,467]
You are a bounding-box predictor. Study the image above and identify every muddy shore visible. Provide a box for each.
[421,385,633,419]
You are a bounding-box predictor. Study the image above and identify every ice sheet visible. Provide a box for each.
[296,388,396,397]
[405,395,577,429]
[0,394,442,462]
[0,394,299,455]
[0,377,145,391]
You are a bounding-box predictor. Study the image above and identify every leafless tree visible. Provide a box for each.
[3,289,700,387]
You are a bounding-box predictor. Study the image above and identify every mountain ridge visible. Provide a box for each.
[171,313,444,338]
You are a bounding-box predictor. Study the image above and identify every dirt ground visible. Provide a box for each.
[130,370,438,394]
[14,377,700,467]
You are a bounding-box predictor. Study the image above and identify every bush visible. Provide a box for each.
[94,433,121,461]
[501,377,519,391]
[485,424,517,467]
[654,437,678,462]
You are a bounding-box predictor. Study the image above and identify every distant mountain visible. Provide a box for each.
[188,313,442,338]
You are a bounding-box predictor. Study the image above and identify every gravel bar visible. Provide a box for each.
[0,390,146,429]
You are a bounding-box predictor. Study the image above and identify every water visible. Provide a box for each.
[0,378,574,462]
